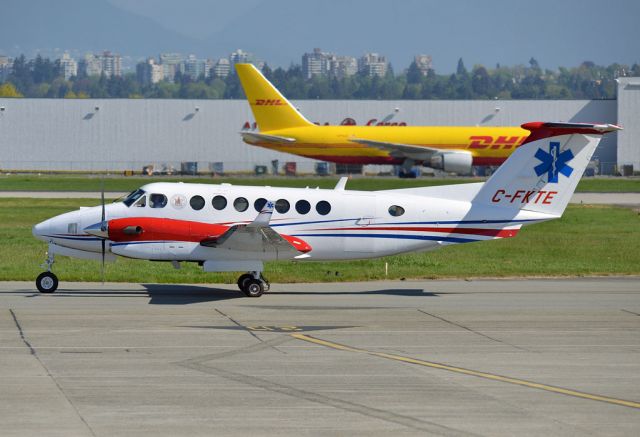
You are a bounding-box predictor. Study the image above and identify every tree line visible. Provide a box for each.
[1,54,637,100]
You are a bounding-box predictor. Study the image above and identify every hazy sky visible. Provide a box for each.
[3,0,639,72]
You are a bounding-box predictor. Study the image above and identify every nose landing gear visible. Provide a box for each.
[237,271,270,297]
[36,250,58,293]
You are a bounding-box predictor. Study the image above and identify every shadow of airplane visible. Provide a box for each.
[3,285,444,304]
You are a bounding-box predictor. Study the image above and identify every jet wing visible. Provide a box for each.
[241,132,296,144]
[349,138,440,160]
[200,201,312,257]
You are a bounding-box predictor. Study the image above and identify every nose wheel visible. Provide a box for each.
[237,272,270,297]
[36,246,58,293]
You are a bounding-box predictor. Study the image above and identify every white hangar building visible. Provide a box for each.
[0,80,637,175]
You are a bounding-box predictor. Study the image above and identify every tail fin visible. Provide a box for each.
[235,63,313,132]
[475,122,621,217]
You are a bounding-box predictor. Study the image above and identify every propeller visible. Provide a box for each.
[100,179,106,284]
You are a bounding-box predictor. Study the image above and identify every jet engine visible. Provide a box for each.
[429,151,473,175]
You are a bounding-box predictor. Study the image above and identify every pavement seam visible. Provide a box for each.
[292,333,640,410]
[416,309,530,352]
[8,309,97,437]
[214,308,286,354]
[179,359,479,437]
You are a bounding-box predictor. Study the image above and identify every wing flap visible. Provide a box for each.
[349,138,438,160]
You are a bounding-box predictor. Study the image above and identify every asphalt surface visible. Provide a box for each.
[1,191,640,206]
[1,278,639,436]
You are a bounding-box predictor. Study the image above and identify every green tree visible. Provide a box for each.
[0,82,23,97]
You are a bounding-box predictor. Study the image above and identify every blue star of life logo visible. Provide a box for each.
[266,201,274,209]
[534,141,574,183]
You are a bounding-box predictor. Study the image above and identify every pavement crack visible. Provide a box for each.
[179,359,479,437]
[214,308,286,354]
[621,309,640,317]
[417,309,530,352]
[9,309,96,437]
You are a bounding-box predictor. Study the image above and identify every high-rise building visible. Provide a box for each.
[136,58,164,85]
[159,53,184,82]
[229,49,252,66]
[99,51,122,77]
[80,53,102,76]
[302,48,332,79]
[79,51,122,77]
[0,55,11,82]
[414,55,433,75]
[329,56,357,79]
[59,52,77,80]
[213,58,231,78]
[358,53,388,77]
[184,54,207,80]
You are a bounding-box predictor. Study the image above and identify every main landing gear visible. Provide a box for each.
[36,250,58,293]
[237,272,270,297]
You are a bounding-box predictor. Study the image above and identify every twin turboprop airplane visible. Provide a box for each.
[235,63,529,177]
[32,122,618,297]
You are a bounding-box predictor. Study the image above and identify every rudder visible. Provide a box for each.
[474,122,620,217]
[235,63,313,132]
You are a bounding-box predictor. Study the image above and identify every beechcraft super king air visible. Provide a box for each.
[235,63,529,177]
[33,122,619,296]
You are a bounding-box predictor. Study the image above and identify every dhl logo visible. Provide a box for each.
[469,136,528,150]
[254,99,285,106]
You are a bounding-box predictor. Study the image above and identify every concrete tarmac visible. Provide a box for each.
[1,278,639,436]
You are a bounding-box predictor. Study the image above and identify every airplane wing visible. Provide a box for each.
[241,132,296,144]
[349,138,439,160]
[200,201,312,257]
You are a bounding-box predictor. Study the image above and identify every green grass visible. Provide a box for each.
[0,198,638,283]
[1,174,639,193]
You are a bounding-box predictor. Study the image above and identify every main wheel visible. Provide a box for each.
[237,273,253,291]
[36,272,58,293]
[242,279,264,298]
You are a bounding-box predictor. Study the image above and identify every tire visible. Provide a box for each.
[237,273,253,291]
[36,272,58,293]
[243,279,264,298]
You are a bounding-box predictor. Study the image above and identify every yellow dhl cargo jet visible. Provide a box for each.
[235,63,529,176]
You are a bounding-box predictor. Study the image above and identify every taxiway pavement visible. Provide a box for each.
[1,278,639,436]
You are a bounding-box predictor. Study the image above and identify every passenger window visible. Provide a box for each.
[234,197,249,212]
[149,193,167,208]
[254,198,267,212]
[212,195,227,210]
[190,195,205,211]
[316,200,331,215]
[388,205,405,217]
[295,200,311,214]
[275,199,290,214]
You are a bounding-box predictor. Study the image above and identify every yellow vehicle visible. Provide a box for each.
[236,63,529,176]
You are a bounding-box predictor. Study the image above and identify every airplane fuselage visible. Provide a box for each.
[33,182,541,264]
[245,125,529,165]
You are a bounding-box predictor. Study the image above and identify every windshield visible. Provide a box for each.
[123,189,146,207]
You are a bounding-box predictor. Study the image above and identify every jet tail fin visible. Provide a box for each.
[474,122,620,217]
[235,63,313,132]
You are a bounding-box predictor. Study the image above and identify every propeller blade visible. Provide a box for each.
[100,179,106,230]
[101,239,105,284]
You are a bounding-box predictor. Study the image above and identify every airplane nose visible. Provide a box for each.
[32,219,51,241]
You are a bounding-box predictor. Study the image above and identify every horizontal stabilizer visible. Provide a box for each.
[241,132,296,144]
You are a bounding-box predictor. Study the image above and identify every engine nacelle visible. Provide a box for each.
[429,151,473,175]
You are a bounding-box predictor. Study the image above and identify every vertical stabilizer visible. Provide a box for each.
[474,122,620,217]
[235,63,313,132]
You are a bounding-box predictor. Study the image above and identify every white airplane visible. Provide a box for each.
[32,122,619,297]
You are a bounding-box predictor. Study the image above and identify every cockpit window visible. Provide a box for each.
[149,193,168,208]
[123,189,145,207]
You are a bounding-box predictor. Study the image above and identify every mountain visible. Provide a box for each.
[0,0,207,59]
[1,0,639,72]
